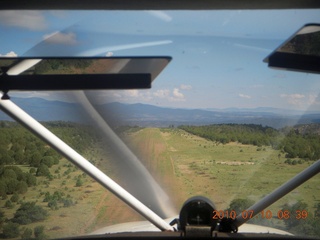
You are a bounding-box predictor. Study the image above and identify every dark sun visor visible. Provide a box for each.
[264,23,320,74]
[0,57,171,92]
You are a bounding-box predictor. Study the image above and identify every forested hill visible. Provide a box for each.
[0,121,99,167]
[178,123,320,160]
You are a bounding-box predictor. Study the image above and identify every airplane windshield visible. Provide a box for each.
[0,9,320,239]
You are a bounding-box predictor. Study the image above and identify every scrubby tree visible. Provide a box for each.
[36,164,50,177]
[16,181,28,194]
[12,202,48,225]
[5,200,14,209]
[5,178,19,194]
[0,153,13,165]
[34,225,47,240]
[0,210,5,228]
[48,200,59,210]
[10,193,19,202]
[30,153,42,168]
[29,168,36,174]
[63,198,74,207]
[0,180,7,199]
[26,174,37,187]
[2,221,20,238]
[41,156,55,168]
[2,169,17,179]
[21,228,33,240]
[75,178,84,187]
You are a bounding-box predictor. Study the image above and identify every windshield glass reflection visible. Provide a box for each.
[0,9,320,239]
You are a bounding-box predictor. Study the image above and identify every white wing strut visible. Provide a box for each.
[0,95,174,232]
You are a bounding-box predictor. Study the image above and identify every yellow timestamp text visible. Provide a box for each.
[212,209,308,220]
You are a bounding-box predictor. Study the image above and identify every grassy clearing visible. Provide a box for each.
[125,128,320,225]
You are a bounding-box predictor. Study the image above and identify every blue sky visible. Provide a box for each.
[1,10,320,111]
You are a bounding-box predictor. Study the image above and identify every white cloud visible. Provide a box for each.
[0,51,18,57]
[0,10,47,31]
[180,84,192,90]
[125,90,139,97]
[93,87,188,104]
[173,88,184,98]
[239,93,251,99]
[106,90,152,102]
[43,31,78,45]
[106,52,114,57]
[308,93,319,105]
[280,93,305,99]
[280,93,305,106]
[153,88,186,102]
[153,89,170,98]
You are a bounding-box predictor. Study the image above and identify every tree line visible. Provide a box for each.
[178,124,320,161]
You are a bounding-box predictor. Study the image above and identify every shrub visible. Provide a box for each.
[21,228,33,240]
[5,200,14,209]
[12,202,48,225]
[2,222,20,238]
[10,193,19,202]
[34,225,47,240]
[36,164,50,177]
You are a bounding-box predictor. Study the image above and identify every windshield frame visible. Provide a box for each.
[0,6,320,240]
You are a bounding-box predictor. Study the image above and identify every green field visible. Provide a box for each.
[124,127,320,230]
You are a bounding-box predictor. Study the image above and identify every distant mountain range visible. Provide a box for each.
[1,97,320,129]
[0,97,88,122]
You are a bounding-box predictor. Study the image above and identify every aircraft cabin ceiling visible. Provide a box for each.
[1,0,320,10]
